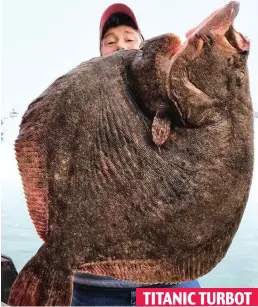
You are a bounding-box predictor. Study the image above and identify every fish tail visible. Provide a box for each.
[8,247,73,306]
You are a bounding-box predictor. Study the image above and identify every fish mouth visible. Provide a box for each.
[225,25,250,52]
[220,2,250,52]
[186,1,250,52]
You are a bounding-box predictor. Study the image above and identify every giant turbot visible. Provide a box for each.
[8,2,254,306]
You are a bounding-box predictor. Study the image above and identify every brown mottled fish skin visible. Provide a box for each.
[9,1,253,306]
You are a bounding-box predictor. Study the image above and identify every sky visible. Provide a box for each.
[1,0,258,118]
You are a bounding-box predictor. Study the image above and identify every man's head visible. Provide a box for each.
[99,3,143,56]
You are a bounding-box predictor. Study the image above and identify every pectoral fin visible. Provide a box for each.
[151,114,171,146]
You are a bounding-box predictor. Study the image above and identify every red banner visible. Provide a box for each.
[136,288,258,306]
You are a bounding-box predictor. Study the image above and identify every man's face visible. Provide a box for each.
[101,25,142,56]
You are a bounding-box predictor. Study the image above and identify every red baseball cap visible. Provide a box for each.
[99,3,141,40]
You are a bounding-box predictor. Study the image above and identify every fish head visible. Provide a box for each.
[161,1,251,126]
